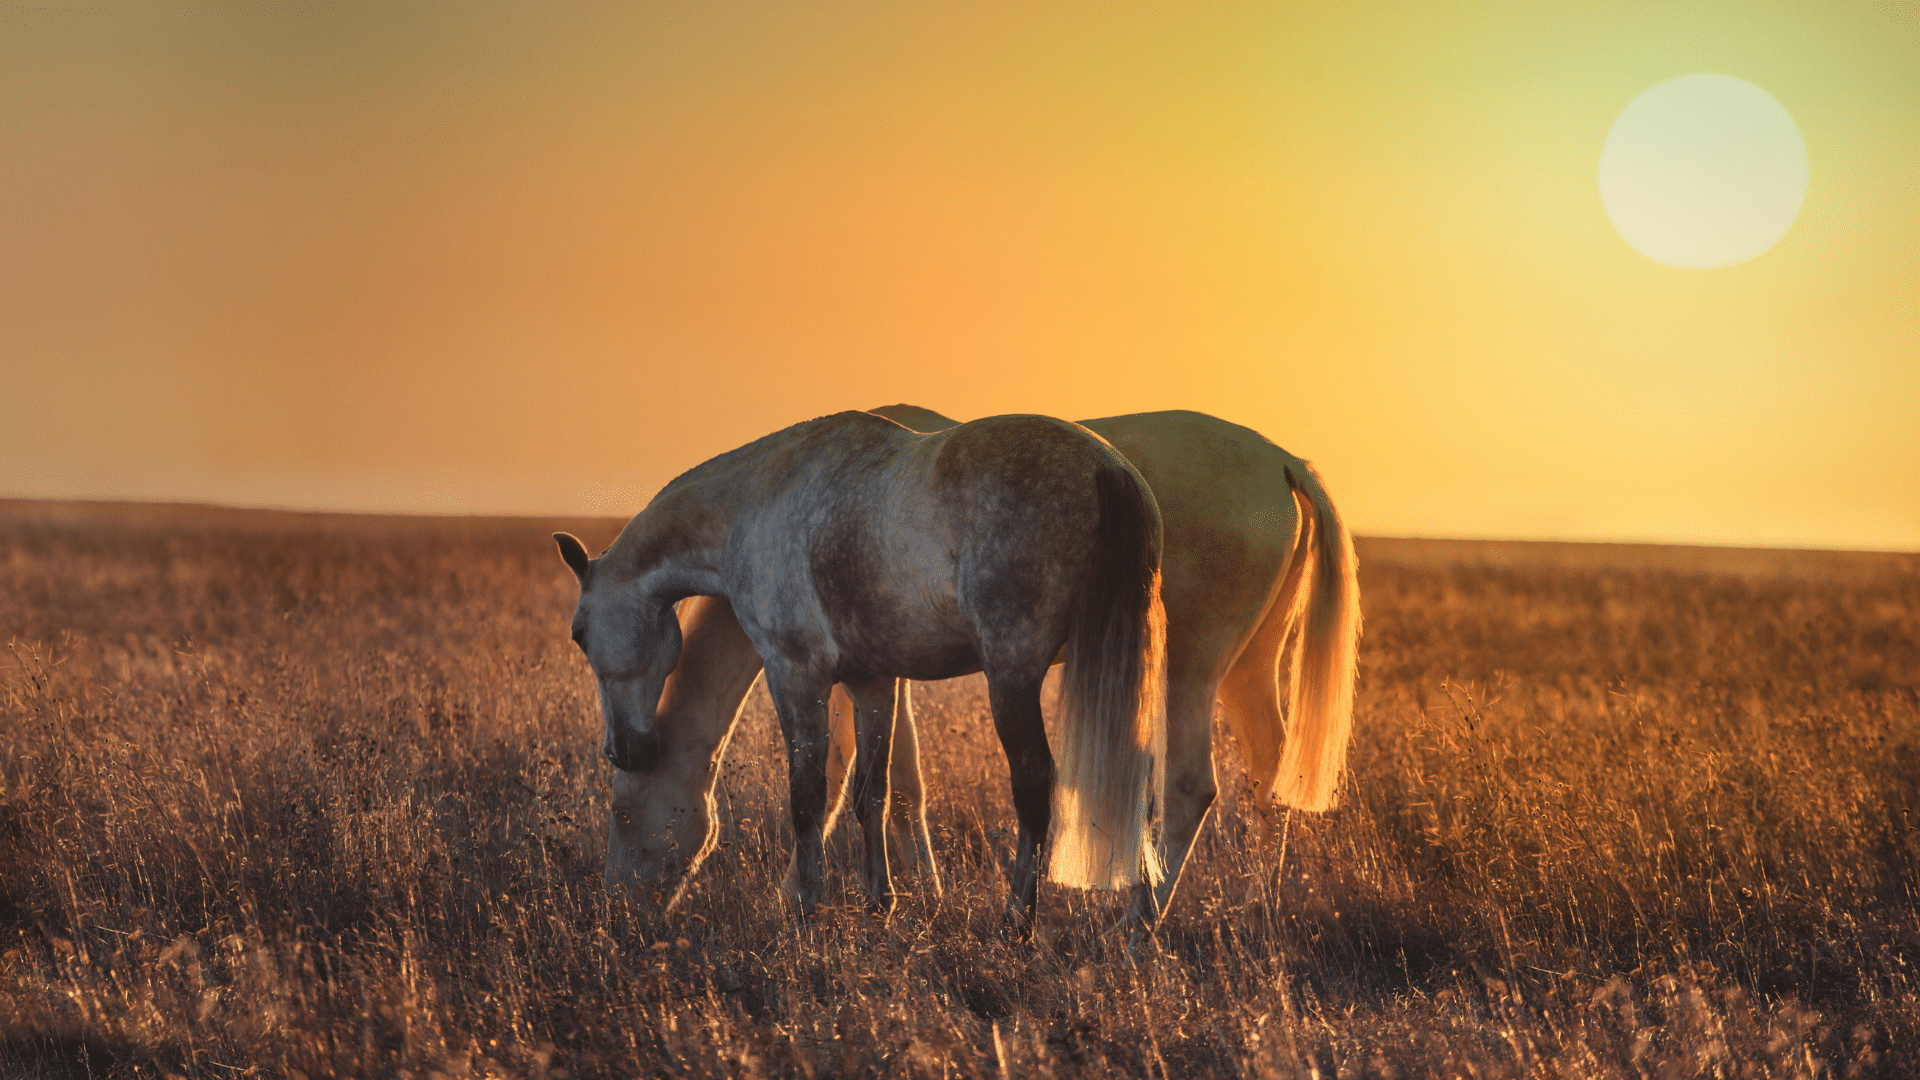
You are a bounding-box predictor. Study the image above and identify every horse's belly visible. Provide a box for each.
[841,635,980,683]
[892,649,983,683]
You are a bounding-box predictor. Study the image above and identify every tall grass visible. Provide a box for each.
[1,502,1915,1077]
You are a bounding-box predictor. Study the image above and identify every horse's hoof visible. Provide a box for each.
[999,906,1037,943]
[786,891,822,925]
[1123,908,1162,942]
[1124,922,1158,961]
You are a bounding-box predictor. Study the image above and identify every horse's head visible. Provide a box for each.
[604,764,715,904]
[556,533,728,905]
[554,532,683,774]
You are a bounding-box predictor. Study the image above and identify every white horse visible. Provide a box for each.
[587,406,1361,925]
[556,412,1167,922]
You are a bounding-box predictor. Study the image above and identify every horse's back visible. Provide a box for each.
[787,409,925,468]
[742,411,1146,682]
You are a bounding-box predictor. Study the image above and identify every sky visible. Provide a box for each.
[3,2,1916,549]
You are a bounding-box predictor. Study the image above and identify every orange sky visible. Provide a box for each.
[3,3,1915,549]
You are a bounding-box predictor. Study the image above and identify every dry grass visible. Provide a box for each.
[1,500,1916,1078]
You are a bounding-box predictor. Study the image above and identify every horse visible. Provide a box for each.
[589,406,1361,925]
[555,411,1168,922]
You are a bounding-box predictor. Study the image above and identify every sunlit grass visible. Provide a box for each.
[1,503,1915,1077]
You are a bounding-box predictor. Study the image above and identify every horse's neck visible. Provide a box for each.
[598,480,747,597]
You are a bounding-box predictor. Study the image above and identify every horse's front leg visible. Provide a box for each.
[764,666,835,918]
[840,674,899,916]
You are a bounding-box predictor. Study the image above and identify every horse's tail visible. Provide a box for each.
[1048,464,1168,891]
[1270,459,1362,812]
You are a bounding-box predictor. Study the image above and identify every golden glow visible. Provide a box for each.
[1,3,1914,549]
[1600,75,1808,269]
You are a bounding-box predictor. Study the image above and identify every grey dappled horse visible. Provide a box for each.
[555,411,1167,923]
[586,406,1361,928]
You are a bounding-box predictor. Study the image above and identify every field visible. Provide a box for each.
[2,500,1917,1078]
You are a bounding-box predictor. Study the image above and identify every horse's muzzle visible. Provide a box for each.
[604,727,666,773]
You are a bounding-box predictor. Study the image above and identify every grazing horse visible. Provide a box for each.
[556,411,1167,921]
[593,406,1361,926]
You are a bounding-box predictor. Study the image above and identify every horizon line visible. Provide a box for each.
[4,495,1915,557]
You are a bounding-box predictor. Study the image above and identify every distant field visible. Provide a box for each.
[2,500,1916,1078]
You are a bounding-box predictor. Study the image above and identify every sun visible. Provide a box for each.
[1598,74,1808,270]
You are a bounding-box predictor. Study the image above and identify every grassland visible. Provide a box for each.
[2,499,1916,1078]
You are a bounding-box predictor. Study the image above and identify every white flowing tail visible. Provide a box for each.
[1048,466,1168,891]
[1271,460,1361,812]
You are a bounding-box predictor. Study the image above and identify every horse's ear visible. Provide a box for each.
[553,532,592,581]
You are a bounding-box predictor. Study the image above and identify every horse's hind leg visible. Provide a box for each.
[840,674,899,916]
[983,666,1054,927]
[1129,673,1225,924]
[887,680,943,896]
[1218,591,1295,846]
